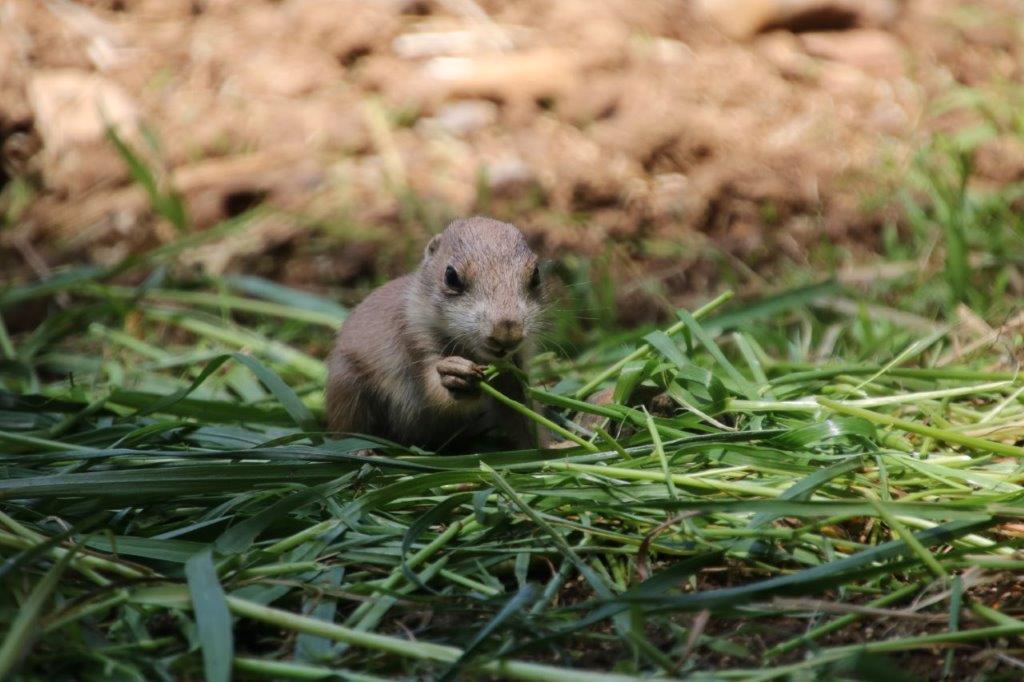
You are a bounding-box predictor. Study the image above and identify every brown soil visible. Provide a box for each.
[1,0,1022,309]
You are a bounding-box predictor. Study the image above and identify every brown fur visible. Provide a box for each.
[326,216,545,451]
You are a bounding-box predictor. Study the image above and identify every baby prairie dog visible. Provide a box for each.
[326,217,545,451]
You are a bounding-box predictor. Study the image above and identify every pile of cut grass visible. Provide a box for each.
[2,269,1024,681]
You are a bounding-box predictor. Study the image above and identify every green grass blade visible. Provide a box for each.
[215,475,354,554]
[221,275,348,320]
[233,353,320,434]
[818,398,1024,458]
[186,549,234,682]
[440,583,539,681]
[0,545,77,678]
[675,308,757,398]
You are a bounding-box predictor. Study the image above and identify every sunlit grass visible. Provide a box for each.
[2,252,1024,679]
[3,112,1024,679]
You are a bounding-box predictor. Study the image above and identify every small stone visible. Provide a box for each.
[483,156,536,197]
[648,173,690,220]
[800,29,903,77]
[421,49,578,111]
[756,31,821,81]
[974,135,1024,185]
[419,100,498,137]
[28,70,138,152]
[869,100,909,135]
[233,46,342,98]
[697,0,780,39]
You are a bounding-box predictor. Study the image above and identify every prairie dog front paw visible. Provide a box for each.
[437,356,484,396]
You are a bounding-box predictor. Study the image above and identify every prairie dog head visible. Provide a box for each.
[413,216,544,363]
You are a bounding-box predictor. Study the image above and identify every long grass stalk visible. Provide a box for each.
[546,461,783,497]
[234,657,390,681]
[227,596,652,681]
[479,381,598,451]
[89,286,345,328]
[819,398,1024,458]
[573,290,733,398]
[343,515,472,627]
[766,582,923,656]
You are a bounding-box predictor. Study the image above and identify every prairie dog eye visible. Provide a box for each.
[529,264,541,289]
[444,265,465,293]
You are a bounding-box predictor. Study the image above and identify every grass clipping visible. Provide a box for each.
[1,274,1024,680]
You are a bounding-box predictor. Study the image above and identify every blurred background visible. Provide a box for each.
[1,0,1022,335]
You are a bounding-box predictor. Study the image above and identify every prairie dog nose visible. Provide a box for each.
[486,318,523,353]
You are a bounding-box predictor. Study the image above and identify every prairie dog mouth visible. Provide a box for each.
[481,342,520,361]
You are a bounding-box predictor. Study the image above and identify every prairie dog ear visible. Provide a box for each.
[424,234,442,259]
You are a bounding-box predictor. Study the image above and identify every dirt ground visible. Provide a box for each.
[1,0,1023,309]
